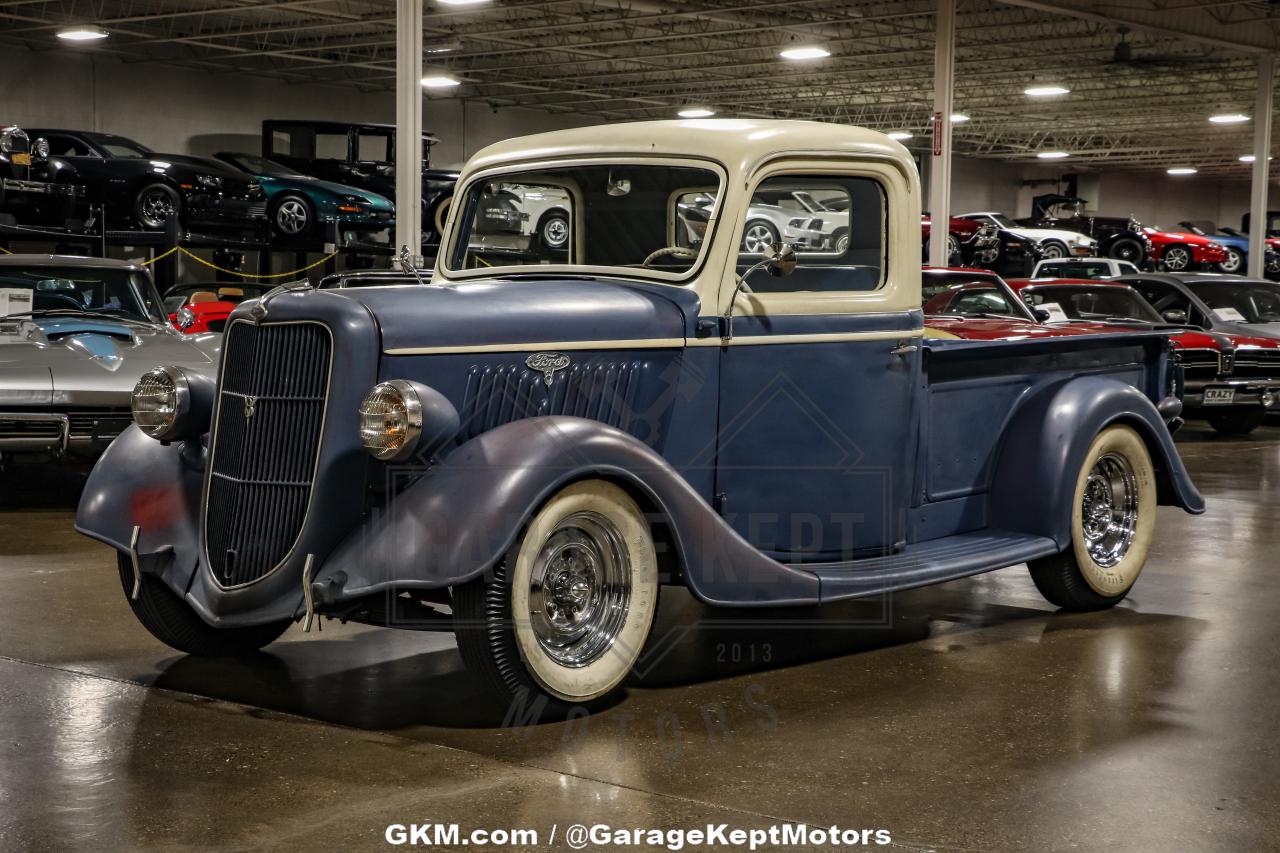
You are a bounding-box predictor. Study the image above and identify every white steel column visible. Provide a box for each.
[1248,53,1274,279]
[395,0,424,262]
[928,0,956,269]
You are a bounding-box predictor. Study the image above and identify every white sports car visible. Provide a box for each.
[959,211,1097,259]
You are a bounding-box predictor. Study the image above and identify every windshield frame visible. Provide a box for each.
[438,155,728,286]
[0,264,166,325]
[1023,283,1163,324]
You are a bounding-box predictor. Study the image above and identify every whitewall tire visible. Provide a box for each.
[1028,425,1156,610]
[454,480,659,705]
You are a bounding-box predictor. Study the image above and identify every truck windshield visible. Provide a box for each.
[0,266,163,323]
[447,163,721,279]
[1187,280,1280,323]
[1022,285,1162,323]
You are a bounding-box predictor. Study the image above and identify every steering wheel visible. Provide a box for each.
[35,293,87,312]
[642,246,697,267]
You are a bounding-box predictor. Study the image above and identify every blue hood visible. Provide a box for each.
[325,278,703,352]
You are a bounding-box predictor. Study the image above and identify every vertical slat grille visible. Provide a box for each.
[205,321,331,587]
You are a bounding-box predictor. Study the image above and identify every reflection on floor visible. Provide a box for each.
[2,422,1278,851]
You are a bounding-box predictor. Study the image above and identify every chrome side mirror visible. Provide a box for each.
[762,241,797,277]
[1162,309,1188,324]
[723,242,799,342]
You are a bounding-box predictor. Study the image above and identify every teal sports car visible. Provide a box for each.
[215,151,394,242]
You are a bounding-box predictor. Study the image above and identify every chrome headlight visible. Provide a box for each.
[195,174,223,189]
[358,380,423,461]
[131,366,212,442]
[32,137,49,159]
[358,379,459,463]
[0,130,17,154]
[175,307,195,330]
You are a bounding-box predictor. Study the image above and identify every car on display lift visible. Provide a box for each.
[0,124,80,229]
[213,152,394,243]
[1032,257,1141,280]
[1009,277,1280,434]
[27,128,268,234]
[1140,225,1227,272]
[0,255,219,466]
[261,120,458,249]
[1016,196,1151,265]
[77,120,1202,707]
[1176,221,1280,276]
[164,283,271,334]
[957,211,1098,260]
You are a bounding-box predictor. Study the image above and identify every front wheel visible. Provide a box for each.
[1039,240,1069,260]
[1027,425,1156,611]
[1205,406,1266,435]
[1162,244,1193,272]
[741,220,779,254]
[1108,237,1144,264]
[271,194,313,239]
[453,480,659,706]
[116,555,290,655]
[538,212,570,251]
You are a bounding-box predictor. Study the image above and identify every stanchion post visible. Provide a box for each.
[155,216,180,291]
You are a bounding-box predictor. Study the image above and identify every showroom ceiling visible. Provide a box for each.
[3,0,1279,174]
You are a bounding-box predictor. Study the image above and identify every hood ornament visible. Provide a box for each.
[526,352,570,386]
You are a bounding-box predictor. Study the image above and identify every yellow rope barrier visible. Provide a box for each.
[138,245,181,266]
[176,246,340,279]
[0,246,11,254]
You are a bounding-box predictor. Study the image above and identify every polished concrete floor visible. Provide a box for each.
[2,423,1279,852]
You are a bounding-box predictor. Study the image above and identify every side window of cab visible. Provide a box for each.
[736,174,886,293]
[1132,279,1200,325]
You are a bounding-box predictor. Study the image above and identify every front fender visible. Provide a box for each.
[314,417,822,607]
[74,425,205,594]
[988,376,1204,549]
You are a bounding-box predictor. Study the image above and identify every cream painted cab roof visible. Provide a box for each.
[464,119,913,176]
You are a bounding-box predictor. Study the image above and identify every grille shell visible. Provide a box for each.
[203,319,333,589]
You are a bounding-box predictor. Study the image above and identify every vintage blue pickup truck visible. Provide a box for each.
[77,120,1203,706]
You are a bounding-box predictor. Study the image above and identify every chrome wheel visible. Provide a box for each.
[1164,246,1192,271]
[528,511,631,668]
[1220,248,1243,273]
[541,215,569,248]
[742,222,777,254]
[275,198,310,236]
[835,232,850,253]
[1040,241,1067,259]
[137,187,177,229]
[1080,452,1138,569]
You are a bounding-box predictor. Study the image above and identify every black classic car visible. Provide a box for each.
[261,120,458,248]
[1,124,79,228]
[26,129,267,234]
[1016,194,1151,265]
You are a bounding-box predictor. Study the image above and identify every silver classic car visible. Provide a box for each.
[0,255,219,464]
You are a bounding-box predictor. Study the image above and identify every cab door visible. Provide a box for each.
[712,168,921,561]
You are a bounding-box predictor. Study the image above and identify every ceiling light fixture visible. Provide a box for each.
[1240,154,1273,162]
[1024,85,1070,97]
[1209,113,1250,124]
[678,107,716,118]
[1167,167,1198,175]
[929,114,969,123]
[437,0,490,6]
[1037,151,1070,159]
[779,45,830,60]
[421,74,461,88]
[56,26,108,41]
[887,131,913,141]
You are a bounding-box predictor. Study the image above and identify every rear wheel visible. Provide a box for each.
[1206,406,1266,435]
[116,555,290,655]
[741,220,779,254]
[1028,425,1156,611]
[538,211,570,251]
[134,183,180,230]
[1039,240,1069,259]
[453,480,659,706]
[1218,247,1244,273]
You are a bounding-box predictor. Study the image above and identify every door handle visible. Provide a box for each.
[891,343,919,356]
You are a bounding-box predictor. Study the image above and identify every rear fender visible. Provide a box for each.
[314,417,821,607]
[988,376,1204,549]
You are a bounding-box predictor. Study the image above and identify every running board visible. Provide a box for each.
[795,530,1060,602]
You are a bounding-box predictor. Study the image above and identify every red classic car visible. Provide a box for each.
[1142,226,1227,273]
[1008,277,1280,434]
[921,215,999,267]
[923,268,1124,341]
[164,283,270,334]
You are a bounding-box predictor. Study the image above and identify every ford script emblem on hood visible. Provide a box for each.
[526,352,571,386]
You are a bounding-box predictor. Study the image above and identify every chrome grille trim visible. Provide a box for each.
[202,319,333,589]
